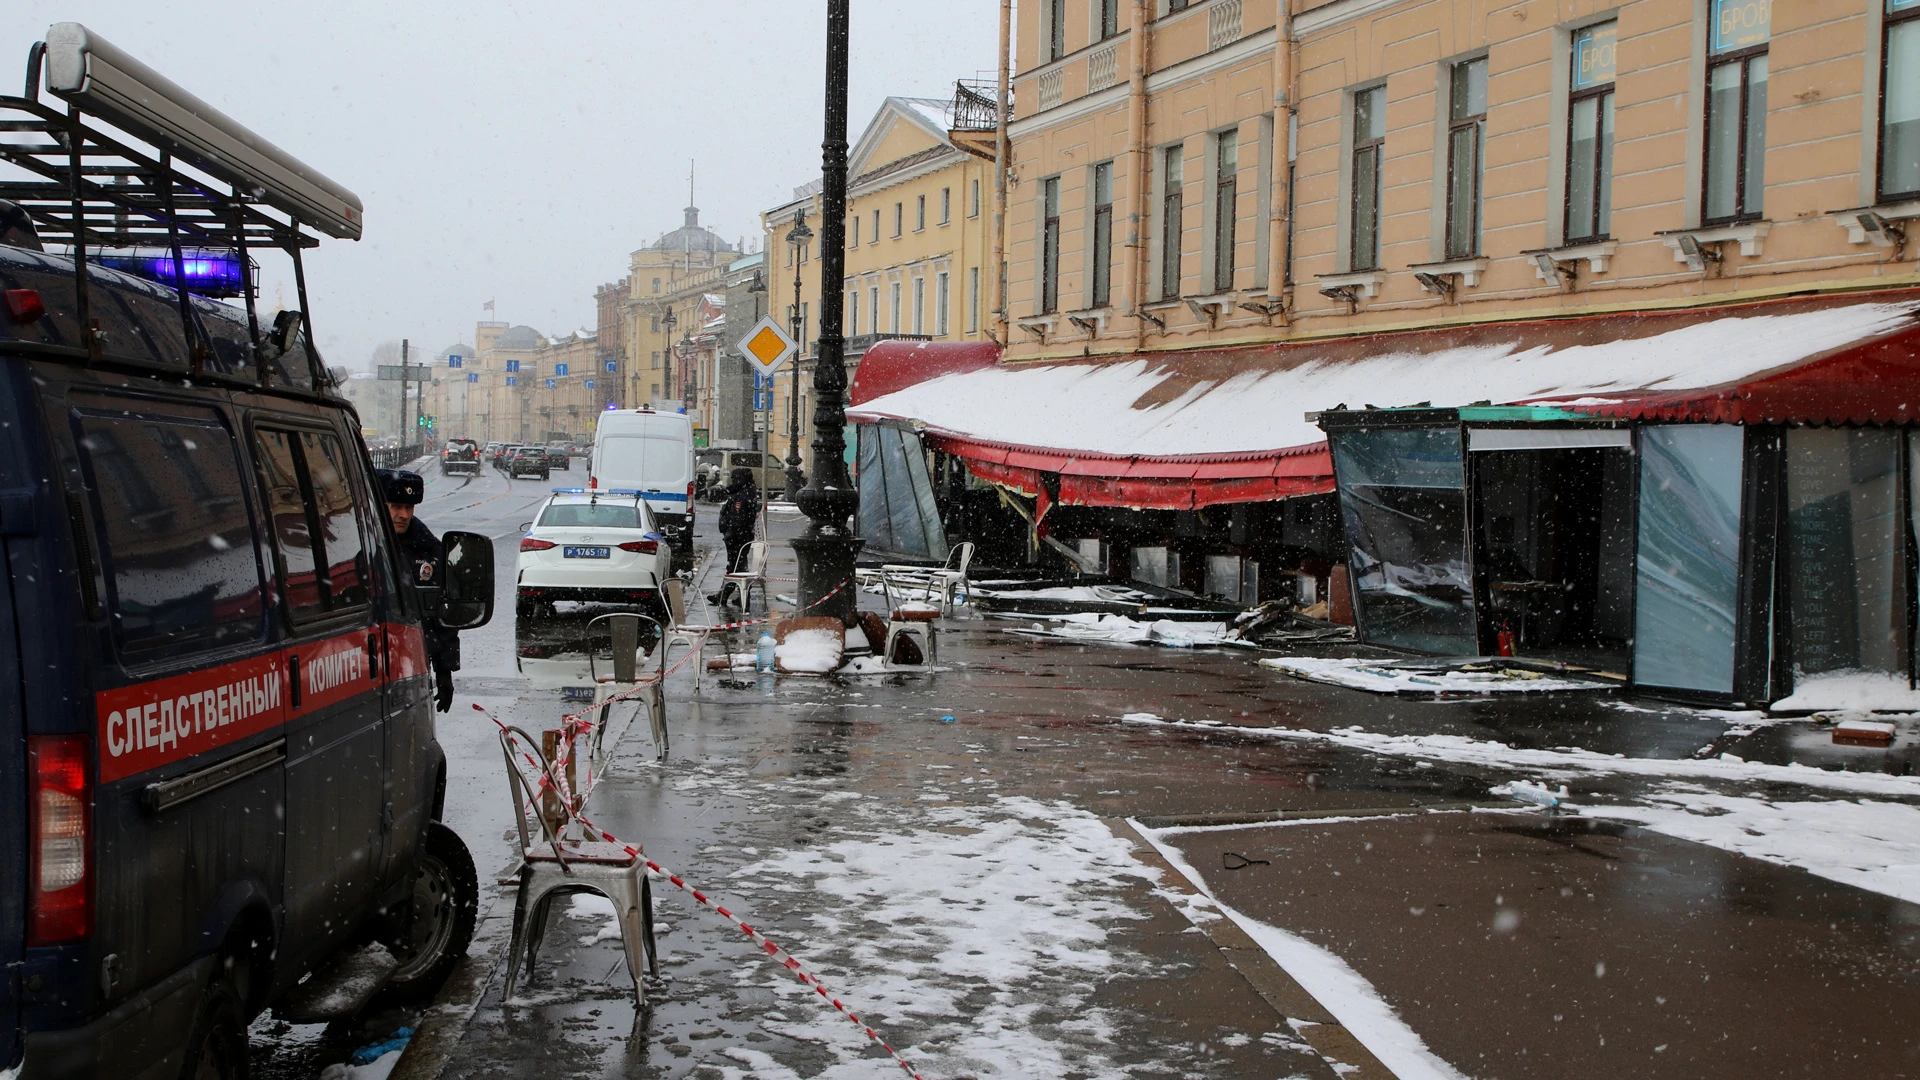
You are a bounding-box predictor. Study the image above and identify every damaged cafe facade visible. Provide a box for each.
[829,0,1920,709]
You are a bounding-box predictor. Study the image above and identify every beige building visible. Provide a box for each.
[618,206,742,436]
[762,95,1000,476]
[1000,0,1920,359]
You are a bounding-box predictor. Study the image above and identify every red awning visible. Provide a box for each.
[849,291,1920,513]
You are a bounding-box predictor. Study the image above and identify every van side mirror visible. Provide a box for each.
[439,531,494,630]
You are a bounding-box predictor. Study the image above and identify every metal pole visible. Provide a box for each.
[791,0,860,624]
[992,0,1011,343]
[400,338,410,451]
[785,261,804,498]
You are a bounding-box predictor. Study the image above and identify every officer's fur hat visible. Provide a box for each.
[376,468,425,506]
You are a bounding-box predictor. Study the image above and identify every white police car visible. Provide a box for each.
[516,489,670,624]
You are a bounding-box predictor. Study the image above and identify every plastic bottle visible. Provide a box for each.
[756,632,776,673]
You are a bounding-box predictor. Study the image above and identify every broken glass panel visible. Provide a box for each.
[1332,427,1476,654]
[1634,425,1743,693]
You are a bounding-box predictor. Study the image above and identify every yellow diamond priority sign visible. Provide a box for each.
[737,315,797,376]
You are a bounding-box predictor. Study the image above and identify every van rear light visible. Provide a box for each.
[617,539,657,554]
[28,735,90,945]
[519,537,557,552]
[4,289,45,323]
[686,481,696,503]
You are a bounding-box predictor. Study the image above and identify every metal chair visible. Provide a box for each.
[880,571,939,665]
[930,541,976,614]
[723,539,769,610]
[497,724,656,1008]
[586,612,669,761]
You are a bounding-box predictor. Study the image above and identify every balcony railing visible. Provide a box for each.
[1209,0,1244,51]
[1037,69,1065,112]
[1088,44,1119,92]
[950,80,1011,131]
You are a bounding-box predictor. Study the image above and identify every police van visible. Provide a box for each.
[0,25,494,1077]
[590,408,696,570]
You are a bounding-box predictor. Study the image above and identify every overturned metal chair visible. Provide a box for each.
[498,723,657,1008]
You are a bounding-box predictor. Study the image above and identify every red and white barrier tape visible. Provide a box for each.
[475,704,925,1079]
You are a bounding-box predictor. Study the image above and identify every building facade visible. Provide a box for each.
[619,206,741,432]
[1001,0,1919,356]
[761,95,1001,479]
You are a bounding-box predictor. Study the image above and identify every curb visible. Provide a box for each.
[1104,817,1401,1080]
[386,876,518,1080]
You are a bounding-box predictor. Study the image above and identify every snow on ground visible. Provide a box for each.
[722,793,1182,1078]
[1114,712,1920,799]
[773,627,842,674]
[1584,792,1920,905]
[1770,669,1920,712]
[1131,823,1472,1080]
[1261,656,1614,694]
[1009,613,1252,647]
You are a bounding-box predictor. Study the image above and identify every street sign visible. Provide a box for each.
[555,363,569,376]
[506,359,521,373]
[753,415,768,433]
[467,372,478,383]
[506,376,517,387]
[735,314,796,376]
[546,378,557,389]
[448,354,463,368]
[377,364,408,380]
[753,389,773,411]
[584,379,595,389]
[604,360,618,373]
[752,372,774,390]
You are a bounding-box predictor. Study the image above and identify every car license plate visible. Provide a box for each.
[563,546,610,559]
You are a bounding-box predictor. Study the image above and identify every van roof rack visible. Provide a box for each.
[0,24,362,383]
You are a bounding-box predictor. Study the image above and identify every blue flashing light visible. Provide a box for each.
[93,247,246,297]
[606,403,618,410]
[550,487,588,494]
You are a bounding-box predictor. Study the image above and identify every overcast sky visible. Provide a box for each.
[0,3,1000,369]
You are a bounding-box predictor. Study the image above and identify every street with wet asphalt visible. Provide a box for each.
[262,462,1920,1080]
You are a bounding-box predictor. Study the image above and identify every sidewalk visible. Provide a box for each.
[422,515,1920,1080]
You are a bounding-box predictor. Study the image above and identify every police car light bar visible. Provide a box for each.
[41,23,364,241]
[92,246,245,296]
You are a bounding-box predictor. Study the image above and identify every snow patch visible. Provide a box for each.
[1584,793,1920,905]
[1013,613,1251,647]
[774,627,843,674]
[1262,656,1614,694]
[1771,669,1920,712]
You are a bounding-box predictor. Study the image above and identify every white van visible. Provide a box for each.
[591,408,696,566]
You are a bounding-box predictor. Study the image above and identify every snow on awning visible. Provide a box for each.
[847,292,1920,511]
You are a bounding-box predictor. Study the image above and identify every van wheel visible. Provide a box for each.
[378,821,478,1004]
[180,978,247,1080]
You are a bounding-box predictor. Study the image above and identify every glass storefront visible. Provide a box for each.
[1785,428,1910,687]
[1633,425,1745,694]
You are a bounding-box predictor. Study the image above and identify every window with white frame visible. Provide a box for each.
[970,178,982,218]
[1567,21,1617,242]
[912,277,926,334]
[847,289,859,336]
[916,194,926,231]
[968,266,980,332]
[868,286,879,332]
[1879,0,1920,201]
[889,281,901,332]
[1160,144,1184,299]
[940,187,951,224]
[1446,57,1488,259]
[1350,85,1386,271]
[1704,0,1769,223]
[1092,161,1114,307]
[1213,129,1239,292]
[1041,176,1062,314]
[936,271,950,335]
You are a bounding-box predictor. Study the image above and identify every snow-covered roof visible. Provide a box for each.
[850,296,1920,460]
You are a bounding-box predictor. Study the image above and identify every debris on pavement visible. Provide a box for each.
[1007,612,1255,647]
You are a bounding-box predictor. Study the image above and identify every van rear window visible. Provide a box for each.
[76,410,264,655]
[601,433,687,485]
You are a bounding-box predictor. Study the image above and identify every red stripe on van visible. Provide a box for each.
[95,652,288,784]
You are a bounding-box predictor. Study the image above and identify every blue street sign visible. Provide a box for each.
[546,378,557,389]
[753,390,773,410]
[555,363,569,376]
[506,359,520,373]
[506,376,517,386]
[604,360,618,373]
[467,372,478,383]
[448,354,463,368]
[585,379,595,389]
[753,372,774,390]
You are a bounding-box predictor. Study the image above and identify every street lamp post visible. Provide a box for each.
[658,306,677,410]
[792,0,860,624]
[783,210,812,499]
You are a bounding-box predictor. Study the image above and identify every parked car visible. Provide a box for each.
[507,445,551,480]
[515,490,670,625]
[441,437,481,476]
[492,442,523,470]
[0,24,496,1077]
[545,441,571,471]
[483,441,506,465]
[697,447,785,499]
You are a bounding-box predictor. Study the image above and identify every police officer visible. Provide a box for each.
[379,469,459,712]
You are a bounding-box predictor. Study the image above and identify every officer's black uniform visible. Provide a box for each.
[379,469,460,711]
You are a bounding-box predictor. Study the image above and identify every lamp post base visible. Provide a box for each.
[789,528,862,626]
